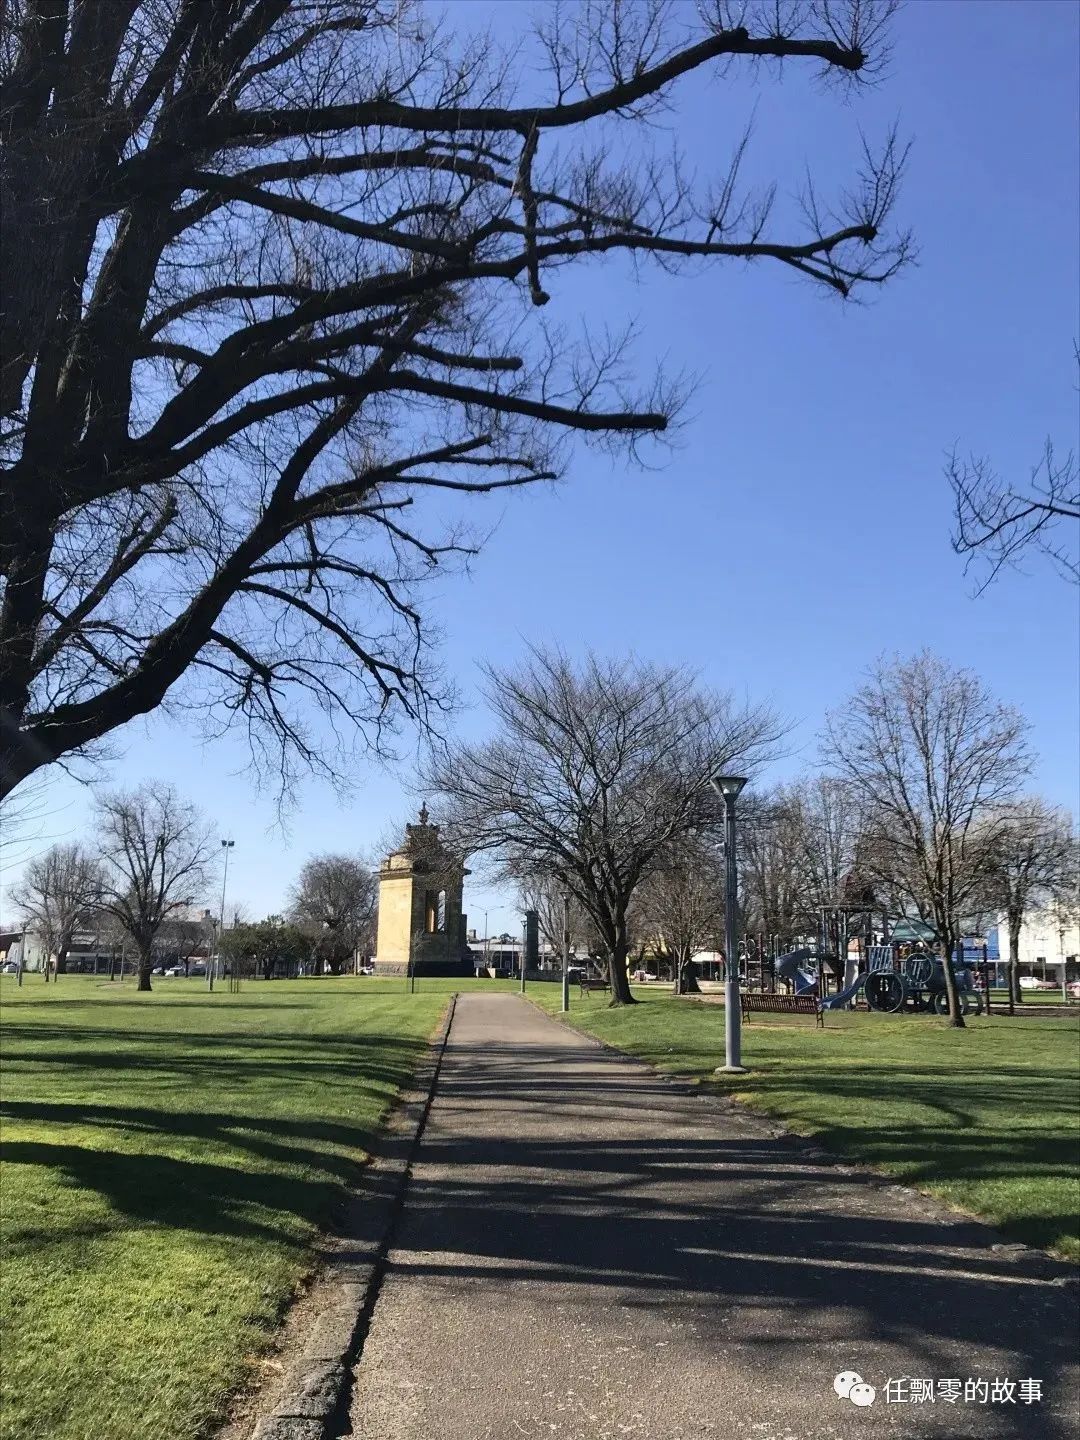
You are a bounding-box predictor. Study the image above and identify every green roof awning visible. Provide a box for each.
[888,919,937,943]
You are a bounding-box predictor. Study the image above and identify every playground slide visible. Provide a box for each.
[819,973,868,1011]
[775,948,818,995]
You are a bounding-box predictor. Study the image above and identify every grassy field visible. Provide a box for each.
[530,985,1080,1260]
[0,975,481,1440]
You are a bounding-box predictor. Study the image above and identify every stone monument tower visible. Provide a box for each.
[374,806,469,976]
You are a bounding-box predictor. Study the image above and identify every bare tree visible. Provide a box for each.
[291,853,377,973]
[96,782,217,991]
[518,873,592,961]
[635,835,725,994]
[738,778,872,977]
[0,0,909,802]
[948,351,1079,590]
[823,651,1032,1026]
[10,841,103,979]
[425,648,782,1004]
[980,799,1078,1007]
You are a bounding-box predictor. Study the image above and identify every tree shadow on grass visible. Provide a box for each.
[2,1137,345,1247]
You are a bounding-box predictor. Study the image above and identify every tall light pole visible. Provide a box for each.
[210,839,234,992]
[710,774,748,1074]
[561,894,571,1013]
[520,915,528,993]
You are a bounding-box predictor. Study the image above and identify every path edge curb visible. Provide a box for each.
[249,991,459,1440]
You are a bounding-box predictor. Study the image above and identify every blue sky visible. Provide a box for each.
[3,0,1078,932]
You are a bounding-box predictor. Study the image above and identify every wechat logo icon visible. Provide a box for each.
[834,1371,877,1407]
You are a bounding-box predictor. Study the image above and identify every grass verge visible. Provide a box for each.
[0,975,473,1440]
[529,984,1080,1260]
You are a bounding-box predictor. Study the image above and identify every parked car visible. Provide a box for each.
[1018,975,1057,991]
[1,960,19,974]
[189,963,207,977]
[151,965,165,975]
[1066,981,1080,1000]
[163,966,187,977]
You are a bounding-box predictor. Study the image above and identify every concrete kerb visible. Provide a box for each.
[522,991,1080,1277]
[249,992,459,1440]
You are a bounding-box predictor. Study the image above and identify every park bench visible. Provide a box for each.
[579,974,611,997]
[741,991,823,1028]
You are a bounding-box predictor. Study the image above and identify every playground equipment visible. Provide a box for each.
[820,945,984,1015]
[774,947,818,996]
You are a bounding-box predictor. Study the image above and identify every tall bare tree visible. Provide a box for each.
[738,778,872,977]
[634,835,725,994]
[980,799,1077,1007]
[425,648,781,1004]
[291,853,377,973]
[823,651,1032,1026]
[10,840,103,979]
[95,782,217,991]
[0,0,908,802]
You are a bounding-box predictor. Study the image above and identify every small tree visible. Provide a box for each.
[10,841,103,979]
[291,854,377,974]
[824,651,1031,1027]
[981,799,1077,1007]
[635,837,725,995]
[426,649,781,1005]
[220,917,309,980]
[96,783,217,992]
[516,873,592,964]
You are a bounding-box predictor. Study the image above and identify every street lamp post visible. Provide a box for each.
[520,915,527,994]
[561,894,571,1013]
[211,839,234,992]
[710,774,748,1074]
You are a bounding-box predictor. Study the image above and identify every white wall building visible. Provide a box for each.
[993,909,1080,979]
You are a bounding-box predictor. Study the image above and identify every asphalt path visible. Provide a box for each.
[346,992,1078,1440]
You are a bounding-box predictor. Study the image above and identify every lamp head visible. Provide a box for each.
[709,774,748,802]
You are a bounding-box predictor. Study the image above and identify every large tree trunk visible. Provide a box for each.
[136,945,153,992]
[939,929,965,1028]
[608,917,636,1006]
[1008,913,1023,1008]
[673,952,701,995]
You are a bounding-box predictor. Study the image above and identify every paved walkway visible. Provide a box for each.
[347,993,1077,1440]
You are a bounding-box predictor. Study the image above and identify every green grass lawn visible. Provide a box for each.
[0,975,483,1440]
[529,985,1080,1260]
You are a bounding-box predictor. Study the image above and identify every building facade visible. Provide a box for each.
[374,807,471,976]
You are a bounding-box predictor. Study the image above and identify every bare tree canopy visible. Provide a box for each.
[425,648,782,1003]
[634,833,725,994]
[10,840,103,977]
[980,798,1078,1006]
[95,781,217,990]
[739,776,872,974]
[291,852,377,972]
[0,0,908,801]
[823,650,1032,1026]
[947,351,1079,589]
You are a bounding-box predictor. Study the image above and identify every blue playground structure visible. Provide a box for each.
[774,947,818,995]
[818,946,985,1015]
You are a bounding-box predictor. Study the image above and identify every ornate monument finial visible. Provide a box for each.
[418,802,429,826]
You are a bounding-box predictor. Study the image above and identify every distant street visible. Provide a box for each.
[347,993,1079,1440]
